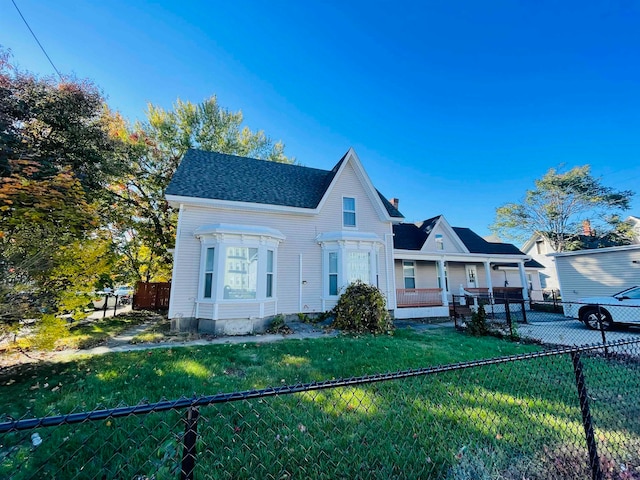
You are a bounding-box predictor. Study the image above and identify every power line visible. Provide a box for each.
[11,0,62,79]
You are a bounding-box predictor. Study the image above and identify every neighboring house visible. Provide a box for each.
[627,215,640,244]
[521,234,560,292]
[550,244,640,305]
[522,219,640,295]
[165,148,403,335]
[392,216,543,319]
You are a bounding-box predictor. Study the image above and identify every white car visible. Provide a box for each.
[574,286,640,330]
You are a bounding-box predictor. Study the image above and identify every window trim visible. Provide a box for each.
[403,260,416,289]
[195,224,283,303]
[318,232,382,300]
[342,196,357,228]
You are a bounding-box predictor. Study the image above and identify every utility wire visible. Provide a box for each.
[11,0,62,79]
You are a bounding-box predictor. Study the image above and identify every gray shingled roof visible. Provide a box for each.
[452,227,524,255]
[393,220,531,259]
[165,149,403,218]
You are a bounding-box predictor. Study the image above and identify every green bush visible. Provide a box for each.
[466,305,489,336]
[332,281,393,335]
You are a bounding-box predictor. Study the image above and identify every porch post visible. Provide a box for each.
[437,259,448,306]
[518,261,529,300]
[483,260,493,298]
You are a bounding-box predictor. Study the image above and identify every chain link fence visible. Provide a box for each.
[452,294,640,349]
[1,337,639,479]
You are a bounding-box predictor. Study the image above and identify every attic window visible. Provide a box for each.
[435,234,444,250]
[343,197,356,227]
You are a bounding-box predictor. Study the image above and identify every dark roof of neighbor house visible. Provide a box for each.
[165,149,403,218]
[393,220,535,261]
[452,227,523,255]
[392,216,441,250]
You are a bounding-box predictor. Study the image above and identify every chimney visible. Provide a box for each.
[582,220,592,236]
[390,198,399,209]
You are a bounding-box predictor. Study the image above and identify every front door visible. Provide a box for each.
[465,265,478,288]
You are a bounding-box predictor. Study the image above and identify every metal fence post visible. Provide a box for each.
[181,406,199,480]
[520,300,527,324]
[102,294,108,318]
[504,295,512,336]
[570,351,602,480]
[596,304,608,355]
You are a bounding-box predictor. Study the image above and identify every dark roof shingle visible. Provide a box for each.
[165,149,403,218]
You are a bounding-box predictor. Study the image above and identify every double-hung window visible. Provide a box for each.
[266,250,274,298]
[403,260,416,289]
[343,197,356,227]
[328,252,338,296]
[203,247,215,298]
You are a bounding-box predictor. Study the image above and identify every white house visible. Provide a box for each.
[392,215,543,319]
[550,244,640,304]
[165,148,403,334]
[165,149,541,334]
[521,234,560,292]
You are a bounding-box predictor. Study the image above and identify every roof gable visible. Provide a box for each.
[165,148,403,219]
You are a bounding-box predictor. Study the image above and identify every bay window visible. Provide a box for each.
[317,231,382,300]
[194,224,284,303]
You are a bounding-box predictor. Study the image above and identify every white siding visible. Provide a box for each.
[521,237,559,290]
[422,224,465,253]
[170,160,395,320]
[555,248,640,302]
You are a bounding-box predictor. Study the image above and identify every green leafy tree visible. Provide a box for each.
[0,47,124,324]
[492,165,634,252]
[107,97,292,282]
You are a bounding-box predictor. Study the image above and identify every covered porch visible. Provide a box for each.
[393,255,531,319]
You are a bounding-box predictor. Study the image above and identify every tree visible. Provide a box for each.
[492,165,634,252]
[107,97,292,282]
[0,47,124,322]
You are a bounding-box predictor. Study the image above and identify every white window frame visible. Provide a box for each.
[318,232,382,301]
[403,260,416,289]
[203,247,215,299]
[194,225,283,304]
[435,234,444,250]
[342,196,357,228]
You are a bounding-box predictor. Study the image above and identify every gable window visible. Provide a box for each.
[203,247,215,298]
[403,260,416,289]
[435,234,444,250]
[343,197,356,227]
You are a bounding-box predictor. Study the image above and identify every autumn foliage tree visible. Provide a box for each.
[0,48,122,324]
[106,97,292,282]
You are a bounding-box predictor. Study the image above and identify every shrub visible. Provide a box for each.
[466,304,489,336]
[332,281,393,335]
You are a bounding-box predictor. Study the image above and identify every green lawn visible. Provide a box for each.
[1,329,638,479]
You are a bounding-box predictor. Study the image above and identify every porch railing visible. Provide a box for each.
[396,288,443,307]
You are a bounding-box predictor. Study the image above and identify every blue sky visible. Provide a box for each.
[3,0,639,239]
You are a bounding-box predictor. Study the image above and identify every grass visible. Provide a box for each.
[1,329,638,479]
[2,310,163,353]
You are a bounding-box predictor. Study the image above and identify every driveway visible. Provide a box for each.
[515,311,640,347]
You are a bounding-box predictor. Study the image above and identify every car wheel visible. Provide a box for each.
[581,308,613,331]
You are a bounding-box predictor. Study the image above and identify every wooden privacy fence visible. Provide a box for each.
[133,282,171,310]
